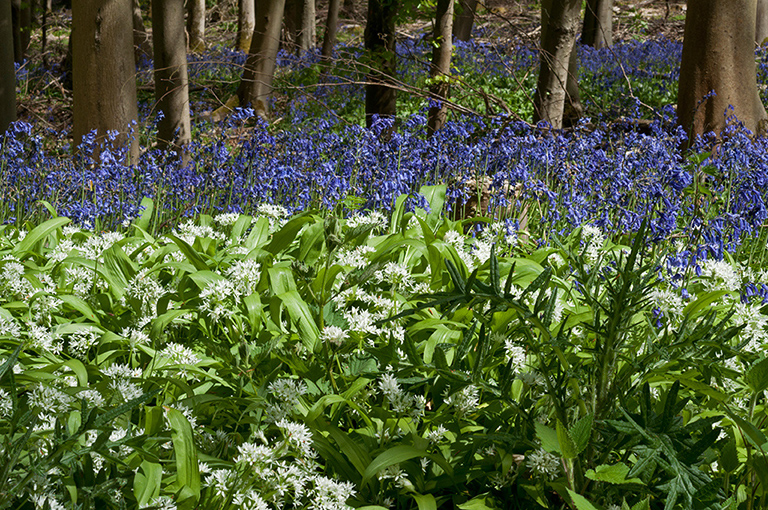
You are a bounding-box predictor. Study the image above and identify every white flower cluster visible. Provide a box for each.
[334,245,376,269]
[266,378,308,423]
[346,210,389,233]
[443,385,480,417]
[378,373,426,420]
[581,225,606,265]
[526,448,561,480]
[206,422,355,510]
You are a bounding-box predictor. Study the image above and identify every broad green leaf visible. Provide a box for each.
[169,234,210,271]
[570,414,593,454]
[134,460,162,507]
[746,357,768,393]
[585,463,644,485]
[362,445,451,487]
[166,407,200,503]
[720,438,739,473]
[535,422,561,454]
[135,196,154,233]
[567,490,600,510]
[277,289,320,352]
[264,213,312,254]
[557,420,578,459]
[413,493,437,510]
[457,495,498,510]
[724,408,768,449]
[12,217,70,257]
[58,294,100,324]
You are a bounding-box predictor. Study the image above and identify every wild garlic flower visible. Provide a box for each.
[257,203,290,232]
[733,302,768,352]
[320,325,348,347]
[699,259,742,292]
[205,469,236,494]
[375,261,415,290]
[266,378,308,423]
[225,258,261,296]
[28,384,72,415]
[346,210,389,232]
[426,425,448,444]
[235,442,273,467]
[377,464,410,488]
[124,268,166,317]
[0,388,13,418]
[141,496,176,510]
[77,389,105,408]
[198,277,239,321]
[581,225,605,264]
[232,490,269,510]
[65,266,95,296]
[443,385,480,417]
[1,256,35,298]
[335,245,376,268]
[311,476,356,509]
[649,288,684,317]
[67,329,100,359]
[0,316,21,337]
[27,323,63,354]
[275,419,314,459]
[503,339,528,371]
[214,212,241,227]
[174,220,226,244]
[527,449,561,480]
[343,307,381,336]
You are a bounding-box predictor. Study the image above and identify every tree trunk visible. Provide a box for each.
[582,0,612,48]
[364,0,397,128]
[236,0,255,51]
[678,0,768,139]
[41,0,51,68]
[284,0,316,53]
[133,0,152,64]
[427,0,453,135]
[0,0,15,133]
[533,0,582,129]
[341,0,355,19]
[452,0,476,42]
[153,0,191,156]
[237,0,286,118]
[72,0,139,162]
[187,0,206,53]
[757,0,768,45]
[321,0,341,59]
[11,0,31,63]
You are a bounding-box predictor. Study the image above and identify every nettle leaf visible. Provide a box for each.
[585,463,644,485]
[557,420,578,459]
[566,489,600,510]
[570,414,593,454]
[746,357,768,393]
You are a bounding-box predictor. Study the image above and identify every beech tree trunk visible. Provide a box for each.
[533,0,582,129]
[582,0,612,48]
[452,0,476,42]
[237,0,286,118]
[284,0,316,52]
[11,0,32,63]
[364,0,397,128]
[187,0,206,53]
[0,0,15,133]
[236,0,256,52]
[678,0,768,139]
[757,0,768,45]
[72,0,139,162]
[321,0,341,59]
[133,0,152,64]
[153,0,191,156]
[428,0,453,135]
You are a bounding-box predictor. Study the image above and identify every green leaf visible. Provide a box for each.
[133,460,162,507]
[58,294,100,324]
[166,406,200,503]
[135,196,154,233]
[566,489,600,510]
[557,420,578,459]
[12,217,70,257]
[719,438,739,473]
[535,422,561,455]
[570,414,593,455]
[458,495,498,510]
[169,234,210,271]
[630,498,651,510]
[746,357,768,393]
[361,446,450,487]
[412,493,437,510]
[277,289,320,352]
[264,213,312,254]
[585,463,644,485]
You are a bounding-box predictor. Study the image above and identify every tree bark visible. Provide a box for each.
[678,0,768,139]
[284,0,316,53]
[533,0,582,129]
[133,0,152,64]
[364,0,397,128]
[427,0,453,135]
[582,0,612,48]
[757,0,768,45]
[237,0,286,118]
[72,0,139,162]
[0,0,15,134]
[11,0,31,63]
[153,0,191,156]
[236,0,255,52]
[321,0,341,60]
[452,0,476,42]
[187,0,206,53]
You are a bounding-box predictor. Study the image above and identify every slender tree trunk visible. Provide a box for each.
[133,0,152,64]
[452,0,476,42]
[237,0,286,118]
[364,0,398,128]
[564,42,582,126]
[0,0,15,133]
[72,0,139,162]
[428,0,453,135]
[187,0,206,53]
[41,0,51,68]
[236,0,256,51]
[582,0,612,48]
[341,0,355,19]
[298,0,316,51]
[153,0,191,156]
[757,0,768,45]
[321,0,341,59]
[533,0,581,129]
[678,0,767,139]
